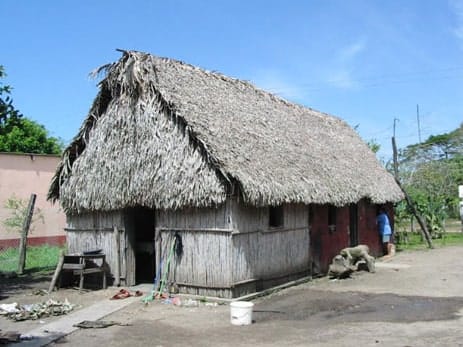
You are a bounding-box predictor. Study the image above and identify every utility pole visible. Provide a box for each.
[393,118,399,139]
[392,118,400,178]
[416,104,422,143]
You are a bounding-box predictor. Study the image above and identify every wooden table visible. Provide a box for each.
[60,253,107,291]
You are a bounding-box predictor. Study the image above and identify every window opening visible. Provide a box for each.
[328,205,337,232]
[269,205,284,228]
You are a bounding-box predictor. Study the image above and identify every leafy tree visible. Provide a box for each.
[0,65,22,131]
[0,117,63,154]
[400,124,463,163]
[396,124,463,235]
[367,139,381,154]
[0,65,63,154]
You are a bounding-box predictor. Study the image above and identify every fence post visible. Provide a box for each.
[48,250,65,292]
[17,193,37,275]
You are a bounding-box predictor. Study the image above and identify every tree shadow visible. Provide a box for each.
[0,269,53,301]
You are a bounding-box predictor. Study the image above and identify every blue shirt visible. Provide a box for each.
[377,212,392,236]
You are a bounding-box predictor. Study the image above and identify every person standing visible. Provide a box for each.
[377,206,393,256]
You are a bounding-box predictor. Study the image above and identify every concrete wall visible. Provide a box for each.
[0,153,66,248]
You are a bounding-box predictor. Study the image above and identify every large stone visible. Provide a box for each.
[328,245,375,279]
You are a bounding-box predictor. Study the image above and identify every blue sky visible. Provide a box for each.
[1,0,463,159]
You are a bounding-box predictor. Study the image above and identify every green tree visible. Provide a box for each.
[0,65,22,131]
[396,124,463,234]
[0,66,63,154]
[367,139,381,154]
[400,124,463,163]
[0,117,63,154]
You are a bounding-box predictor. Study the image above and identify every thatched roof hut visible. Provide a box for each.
[49,50,402,212]
[48,50,404,295]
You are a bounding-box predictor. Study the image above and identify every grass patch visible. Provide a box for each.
[395,231,463,251]
[0,244,63,273]
[0,247,19,273]
[395,218,463,251]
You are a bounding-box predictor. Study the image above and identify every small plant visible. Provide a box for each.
[2,194,44,234]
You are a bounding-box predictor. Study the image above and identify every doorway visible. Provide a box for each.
[131,207,156,284]
[349,204,359,246]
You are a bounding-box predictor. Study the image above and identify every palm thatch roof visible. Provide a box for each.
[48,50,403,213]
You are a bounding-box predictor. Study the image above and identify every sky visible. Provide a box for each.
[1,0,463,159]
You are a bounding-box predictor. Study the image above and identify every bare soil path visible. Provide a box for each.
[3,246,463,346]
[0,271,118,335]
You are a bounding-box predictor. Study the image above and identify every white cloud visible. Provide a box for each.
[250,69,307,102]
[324,39,366,90]
[250,39,368,97]
[326,69,359,90]
[338,40,367,61]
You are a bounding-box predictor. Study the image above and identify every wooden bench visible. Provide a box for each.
[59,253,107,291]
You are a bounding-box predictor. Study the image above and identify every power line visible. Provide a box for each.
[266,66,463,94]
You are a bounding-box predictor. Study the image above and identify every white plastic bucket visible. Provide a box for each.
[230,301,254,325]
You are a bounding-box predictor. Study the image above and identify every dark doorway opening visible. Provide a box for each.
[349,204,359,246]
[132,207,155,284]
[269,205,284,228]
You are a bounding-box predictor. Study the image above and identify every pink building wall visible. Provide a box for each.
[0,153,66,249]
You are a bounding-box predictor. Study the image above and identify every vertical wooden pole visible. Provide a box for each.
[17,193,37,274]
[392,137,433,249]
[113,226,121,287]
[48,250,65,292]
[154,228,161,291]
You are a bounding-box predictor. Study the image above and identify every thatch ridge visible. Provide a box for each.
[49,50,403,212]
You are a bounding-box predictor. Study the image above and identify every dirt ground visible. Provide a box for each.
[2,245,463,346]
[0,271,117,334]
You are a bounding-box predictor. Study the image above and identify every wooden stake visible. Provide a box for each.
[17,193,37,274]
[48,250,65,293]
